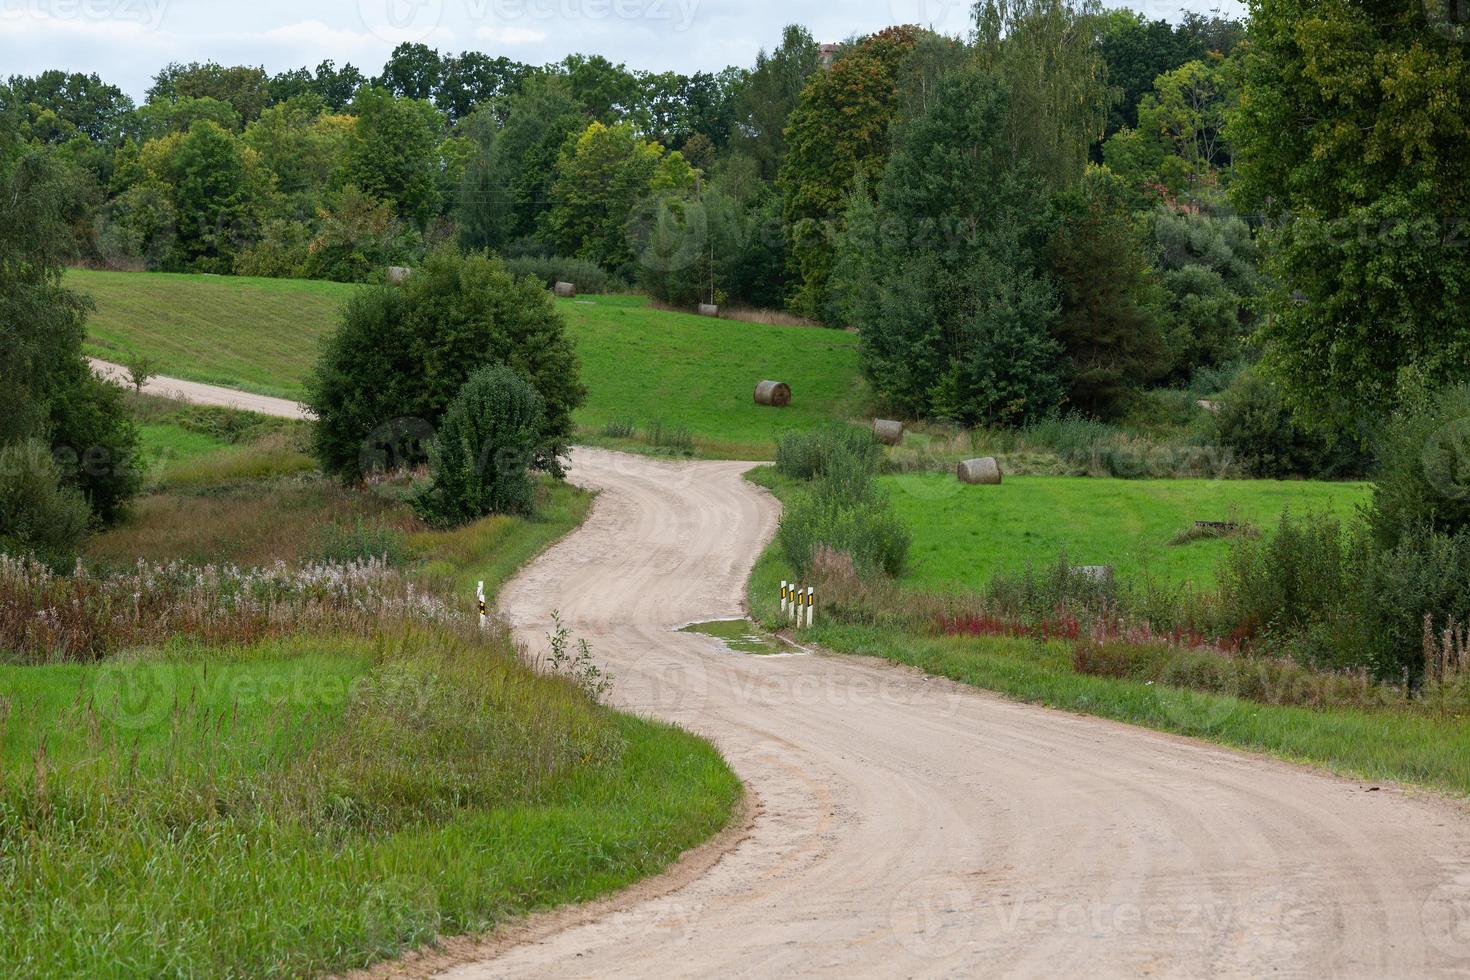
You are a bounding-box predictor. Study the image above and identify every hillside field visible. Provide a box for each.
[69,269,866,458]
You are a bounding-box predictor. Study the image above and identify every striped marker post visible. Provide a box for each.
[476,581,487,630]
[779,584,817,629]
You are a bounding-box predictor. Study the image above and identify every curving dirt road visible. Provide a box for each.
[450,448,1470,978]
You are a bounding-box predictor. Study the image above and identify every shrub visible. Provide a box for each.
[1216,511,1352,656]
[45,363,142,524]
[778,450,908,577]
[308,246,585,482]
[983,555,1121,626]
[0,441,91,571]
[644,419,693,454]
[1072,640,1395,712]
[169,404,281,444]
[413,366,546,527]
[601,417,636,439]
[1369,383,1470,549]
[1211,370,1363,479]
[499,255,625,295]
[778,488,909,578]
[775,424,881,481]
[297,185,419,284]
[311,519,410,566]
[1353,526,1470,680]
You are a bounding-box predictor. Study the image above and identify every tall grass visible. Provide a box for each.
[0,554,454,664]
[775,427,908,577]
[0,623,740,977]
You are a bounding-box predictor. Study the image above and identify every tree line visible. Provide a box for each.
[6,0,1470,499]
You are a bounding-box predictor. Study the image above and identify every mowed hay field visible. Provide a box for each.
[883,473,1371,591]
[69,270,866,457]
[76,270,354,399]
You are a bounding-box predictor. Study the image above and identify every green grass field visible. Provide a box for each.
[4,419,739,977]
[566,295,865,456]
[69,270,866,457]
[1,635,738,978]
[883,473,1371,591]
[76,269,354,399]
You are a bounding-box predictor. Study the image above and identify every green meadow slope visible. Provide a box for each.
[70,269,866,457]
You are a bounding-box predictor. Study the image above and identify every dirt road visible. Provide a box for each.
[452,448,1470,977]
[89,358,311,420]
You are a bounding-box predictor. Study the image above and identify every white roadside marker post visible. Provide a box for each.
[476,581,487,630]
[781,580,789,617]
[807,587,815,628]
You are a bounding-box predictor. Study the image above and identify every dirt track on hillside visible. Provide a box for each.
[89,358,311,419]
[433,448,1470,977]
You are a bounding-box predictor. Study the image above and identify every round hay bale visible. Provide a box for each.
[1077,565,1115,584]
[698,303,720,317]
[873,419,905,446]
[386,266,412,286]
[754,380,792,408]
[956,457,1002,485]
[554,281,577,298]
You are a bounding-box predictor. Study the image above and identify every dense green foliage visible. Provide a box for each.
[501,254,626,294]
[414,366,547,526]
[1368,384,1470,548]
[778,26,922,322]
[544,121,695,274]
[1046,168,1167,417]
[0,441,91,570]
[24,0,1470,453]
[307,249,584,480]
[1231,0,1470,427]
[775,424,882,481]
[840,62,1063,425]
[729,26,820,180]
[1210,371,1360,480]
[1152,209,1258,377]
[776,430,909,577]
[0,95,139,561]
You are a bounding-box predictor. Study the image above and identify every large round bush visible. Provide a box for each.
[412,366,546,527]
[308,246,586,481]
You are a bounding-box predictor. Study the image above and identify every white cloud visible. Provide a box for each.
[474,24,546,43]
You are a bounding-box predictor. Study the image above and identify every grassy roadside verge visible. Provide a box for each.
[2,417,740,978]
[1,632,739,977]
[746,467,1470,798]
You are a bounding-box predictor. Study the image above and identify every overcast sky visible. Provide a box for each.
[2,0,1245,100]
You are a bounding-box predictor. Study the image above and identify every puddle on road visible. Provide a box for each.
[679,619,800,656]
